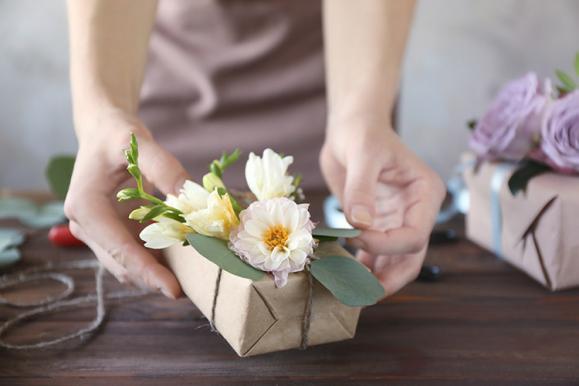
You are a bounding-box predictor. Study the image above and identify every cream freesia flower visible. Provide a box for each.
[165,180,209,215]
[140,180,239,246]
[184,190,239,240]
[229,197,315,287]
[139,217,192,249]
[245,149,295,201]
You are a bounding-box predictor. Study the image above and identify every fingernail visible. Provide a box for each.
[160,286,176,299]
[351,205,373,227]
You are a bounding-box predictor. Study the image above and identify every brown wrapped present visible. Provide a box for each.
[164,241,360,356]
[464,157,579,290]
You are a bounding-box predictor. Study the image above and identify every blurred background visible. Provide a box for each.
[1,0,578,190]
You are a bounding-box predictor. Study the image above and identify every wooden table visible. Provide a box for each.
[1,192,578,385]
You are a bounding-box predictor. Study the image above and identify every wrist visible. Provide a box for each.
[74,106,148,149]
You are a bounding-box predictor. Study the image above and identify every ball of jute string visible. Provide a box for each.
[0,259,149,350]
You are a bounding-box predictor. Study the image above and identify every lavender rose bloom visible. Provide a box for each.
[470,72,550,161]
[537,90,579,173]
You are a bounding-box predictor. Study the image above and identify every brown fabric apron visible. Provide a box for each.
[139,0,326,190]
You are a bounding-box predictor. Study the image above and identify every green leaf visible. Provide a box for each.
[310,255,384,307]
[0,199,65,229]
[116,188,140,201]
[222,149,240,169]
[186,233,264,281]
[130,133,139,160]
[142,205,167,222]
[127,164,141,180]
[314,235,339,242]
[0,228,25,251]
[555,69,577,92]
[210,162,222,178]
[20,202,66,228]
[292,174,303,189]
[312,227,361,239]
[163,211,186,223]
[467,119,477,131]
[0,197,37,219]
[575,52,579,77]
[507,160,551,196]
[0,248,21,268]
[45,155,75,200]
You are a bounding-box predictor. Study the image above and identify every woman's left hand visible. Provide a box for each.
[320,124,445,297]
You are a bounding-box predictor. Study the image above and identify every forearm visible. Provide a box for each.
[67,0,157,138]
[323,0,415,131]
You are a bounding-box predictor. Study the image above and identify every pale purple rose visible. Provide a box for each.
[470,72,550,161]
[536,90,579,173]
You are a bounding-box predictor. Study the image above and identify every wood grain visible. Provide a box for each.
[1,191,578,385]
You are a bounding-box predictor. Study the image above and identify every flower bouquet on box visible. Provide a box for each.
[117,135,384,356]
[464,53,579,290]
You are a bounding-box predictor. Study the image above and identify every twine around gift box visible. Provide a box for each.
[208,267,314,350]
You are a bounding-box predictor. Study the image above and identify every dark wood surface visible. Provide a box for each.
[1,191,578,386]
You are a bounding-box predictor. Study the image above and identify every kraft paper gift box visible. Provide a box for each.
[463,157,579,291]
[164,241,360,357]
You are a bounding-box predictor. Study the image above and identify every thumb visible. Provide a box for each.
[138,137,191,196]
[344,153,381,229]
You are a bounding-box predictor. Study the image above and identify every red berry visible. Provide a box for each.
[48,224,85,247]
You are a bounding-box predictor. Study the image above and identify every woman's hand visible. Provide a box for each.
[64,111,188,298]
[320,124,445,296]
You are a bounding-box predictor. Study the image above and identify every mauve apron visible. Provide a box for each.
[139,0,326,190]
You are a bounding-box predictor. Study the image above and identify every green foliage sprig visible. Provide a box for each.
[555,52,579,94]
[205,149,243,215]
[116,134,185,223]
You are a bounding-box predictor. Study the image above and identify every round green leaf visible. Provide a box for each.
[0,197,37,219]
[0,248,21,268]
[0,228,25,251]
[312,227,361,239]
[46,155,75,200]
[310,255,384,307]
[186,233,264,281]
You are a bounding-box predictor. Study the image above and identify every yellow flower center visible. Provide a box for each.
[263,225,289,251]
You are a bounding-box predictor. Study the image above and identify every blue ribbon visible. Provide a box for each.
[490,163,514,258]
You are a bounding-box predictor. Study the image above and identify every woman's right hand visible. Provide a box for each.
[64,110,189,298]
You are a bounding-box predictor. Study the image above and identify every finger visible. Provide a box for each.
[138,136,191,195]
[343,151,383,229]
[374,248,426,296]
[355,249,376,269]
[354,225,428,256]
[319,144,346,203]
[67,194,181,298]
[356,178,442,255]
[69,220,129,282]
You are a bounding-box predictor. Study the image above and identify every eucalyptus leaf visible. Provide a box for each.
[0,248,21,268]
[313,227,361,239]
[186,233,264,281]
[556,69,577,92]
[0,199,65,229]
[507,160,551,196]
[46,155,75,200]
[20,201,65,229]
[310,255,384,307]
[0,228,25,251]
[0,197,37,219]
